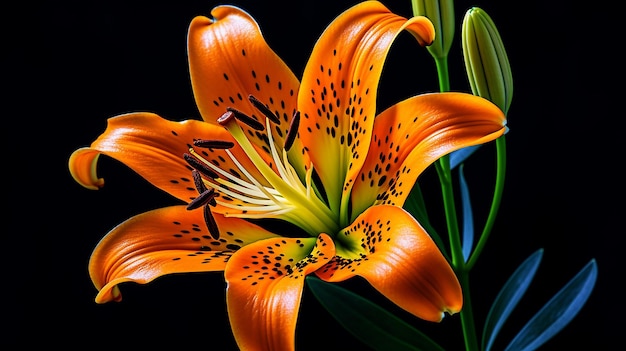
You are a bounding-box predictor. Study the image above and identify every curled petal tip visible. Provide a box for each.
[405,15,437,47]
[412,0,456,58]
[94,281,125,303]
[68,147,105,190]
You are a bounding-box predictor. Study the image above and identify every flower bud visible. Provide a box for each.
[411,0,455,59]
[462,7,513,114]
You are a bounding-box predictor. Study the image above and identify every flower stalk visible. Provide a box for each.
[461,6,512,269]
[413,2,514,351]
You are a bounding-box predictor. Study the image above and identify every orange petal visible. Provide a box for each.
[296,1,435,211]
[90,205,279,303]
[68,112,272,203]
[225,234,335,351]
[316,205,462,322]
[69,147,105,190]
[188,5,308,173]
[349,92,506,219]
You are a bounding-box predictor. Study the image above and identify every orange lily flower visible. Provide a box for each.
[69,1,506,350]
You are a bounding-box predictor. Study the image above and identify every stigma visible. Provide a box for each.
[184,95,339,237]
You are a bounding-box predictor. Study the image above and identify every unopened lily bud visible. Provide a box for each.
[411,0,455,59]
[462,7,513,114]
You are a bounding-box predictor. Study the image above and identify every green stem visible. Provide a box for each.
[466,135,507,270]
[458,268,479,351]
[435,157,461,264]
[434,51,479,351]
[434,57,450,92]
[435,158,478,351]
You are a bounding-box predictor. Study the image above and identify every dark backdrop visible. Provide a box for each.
[13,0,620,349]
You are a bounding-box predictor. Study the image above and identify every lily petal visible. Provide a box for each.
[188,5,309,175]
[225,234,335,351]
[316,205,462,322]
[297,1,435,211]
[68,112,271,203]
[90,205,279,303]
[350,92,506,218]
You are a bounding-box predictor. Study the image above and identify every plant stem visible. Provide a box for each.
[466,135,506,270]
[458,268,479,351]
[436,159,479,351]
[435,57,450,92]
[432,47,481,351]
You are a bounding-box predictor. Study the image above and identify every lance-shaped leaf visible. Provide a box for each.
[483,249,543,351]
[306,277,444,351]
[458,164,474,262]
[504,259,598,351]
[450,145,480,169]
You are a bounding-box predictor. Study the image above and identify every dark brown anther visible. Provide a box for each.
[217,110,235,125]
[187,188,217,211]
[284,111,301,151]
[226,107,265,131]
[184,153,219,179]
[248,94,281,124]
[193,139,235,149]
[204,205,220,240]
[192,170,207,193]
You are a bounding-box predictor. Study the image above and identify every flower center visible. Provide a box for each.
[184,95,339,238]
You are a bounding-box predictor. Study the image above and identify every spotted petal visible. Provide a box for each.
[297,1,435,212]
[68,112,273,203]
[90,205,279,303]
[225,234,335,351]
[188,5,310,176]
[316,205,462,322]
[349,92,506,219]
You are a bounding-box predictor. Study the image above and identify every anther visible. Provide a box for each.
[184,153,219,179]
[193,139,235,149]
[191,170,207,193]
[187,188,217,210]
[248,94,281,124]
[226,107,265,131]
[204,205,220,240]
[284,111,300,151]
[217,110,235,125]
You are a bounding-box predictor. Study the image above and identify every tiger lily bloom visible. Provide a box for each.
[69,1,506,350]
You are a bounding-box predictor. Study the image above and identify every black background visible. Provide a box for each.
[12,0,620,349]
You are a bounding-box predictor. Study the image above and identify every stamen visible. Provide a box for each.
[217,110,235,125]
[219,111,338,234]
[265,118,305,193]
[192,169,207,193]
[284,111,300,151]
[224,148,284,207]
[187,188,217,210]
[188,148,263,196]
[204,205,220,240]
[184,153,219,179]
[193,139,235,149]
[248,94,281,124]
[225,107,265,131]
[188,147,286,210]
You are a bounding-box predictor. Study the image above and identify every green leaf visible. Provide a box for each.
[450,145,480,169]
[306,277,444,351]
[404,182,449,260]
[483,249,543,351]
[458,164,474,262]
[504,259,598,351]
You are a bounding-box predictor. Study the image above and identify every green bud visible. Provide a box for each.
[462,7,513,115]
[411,0,455,59]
